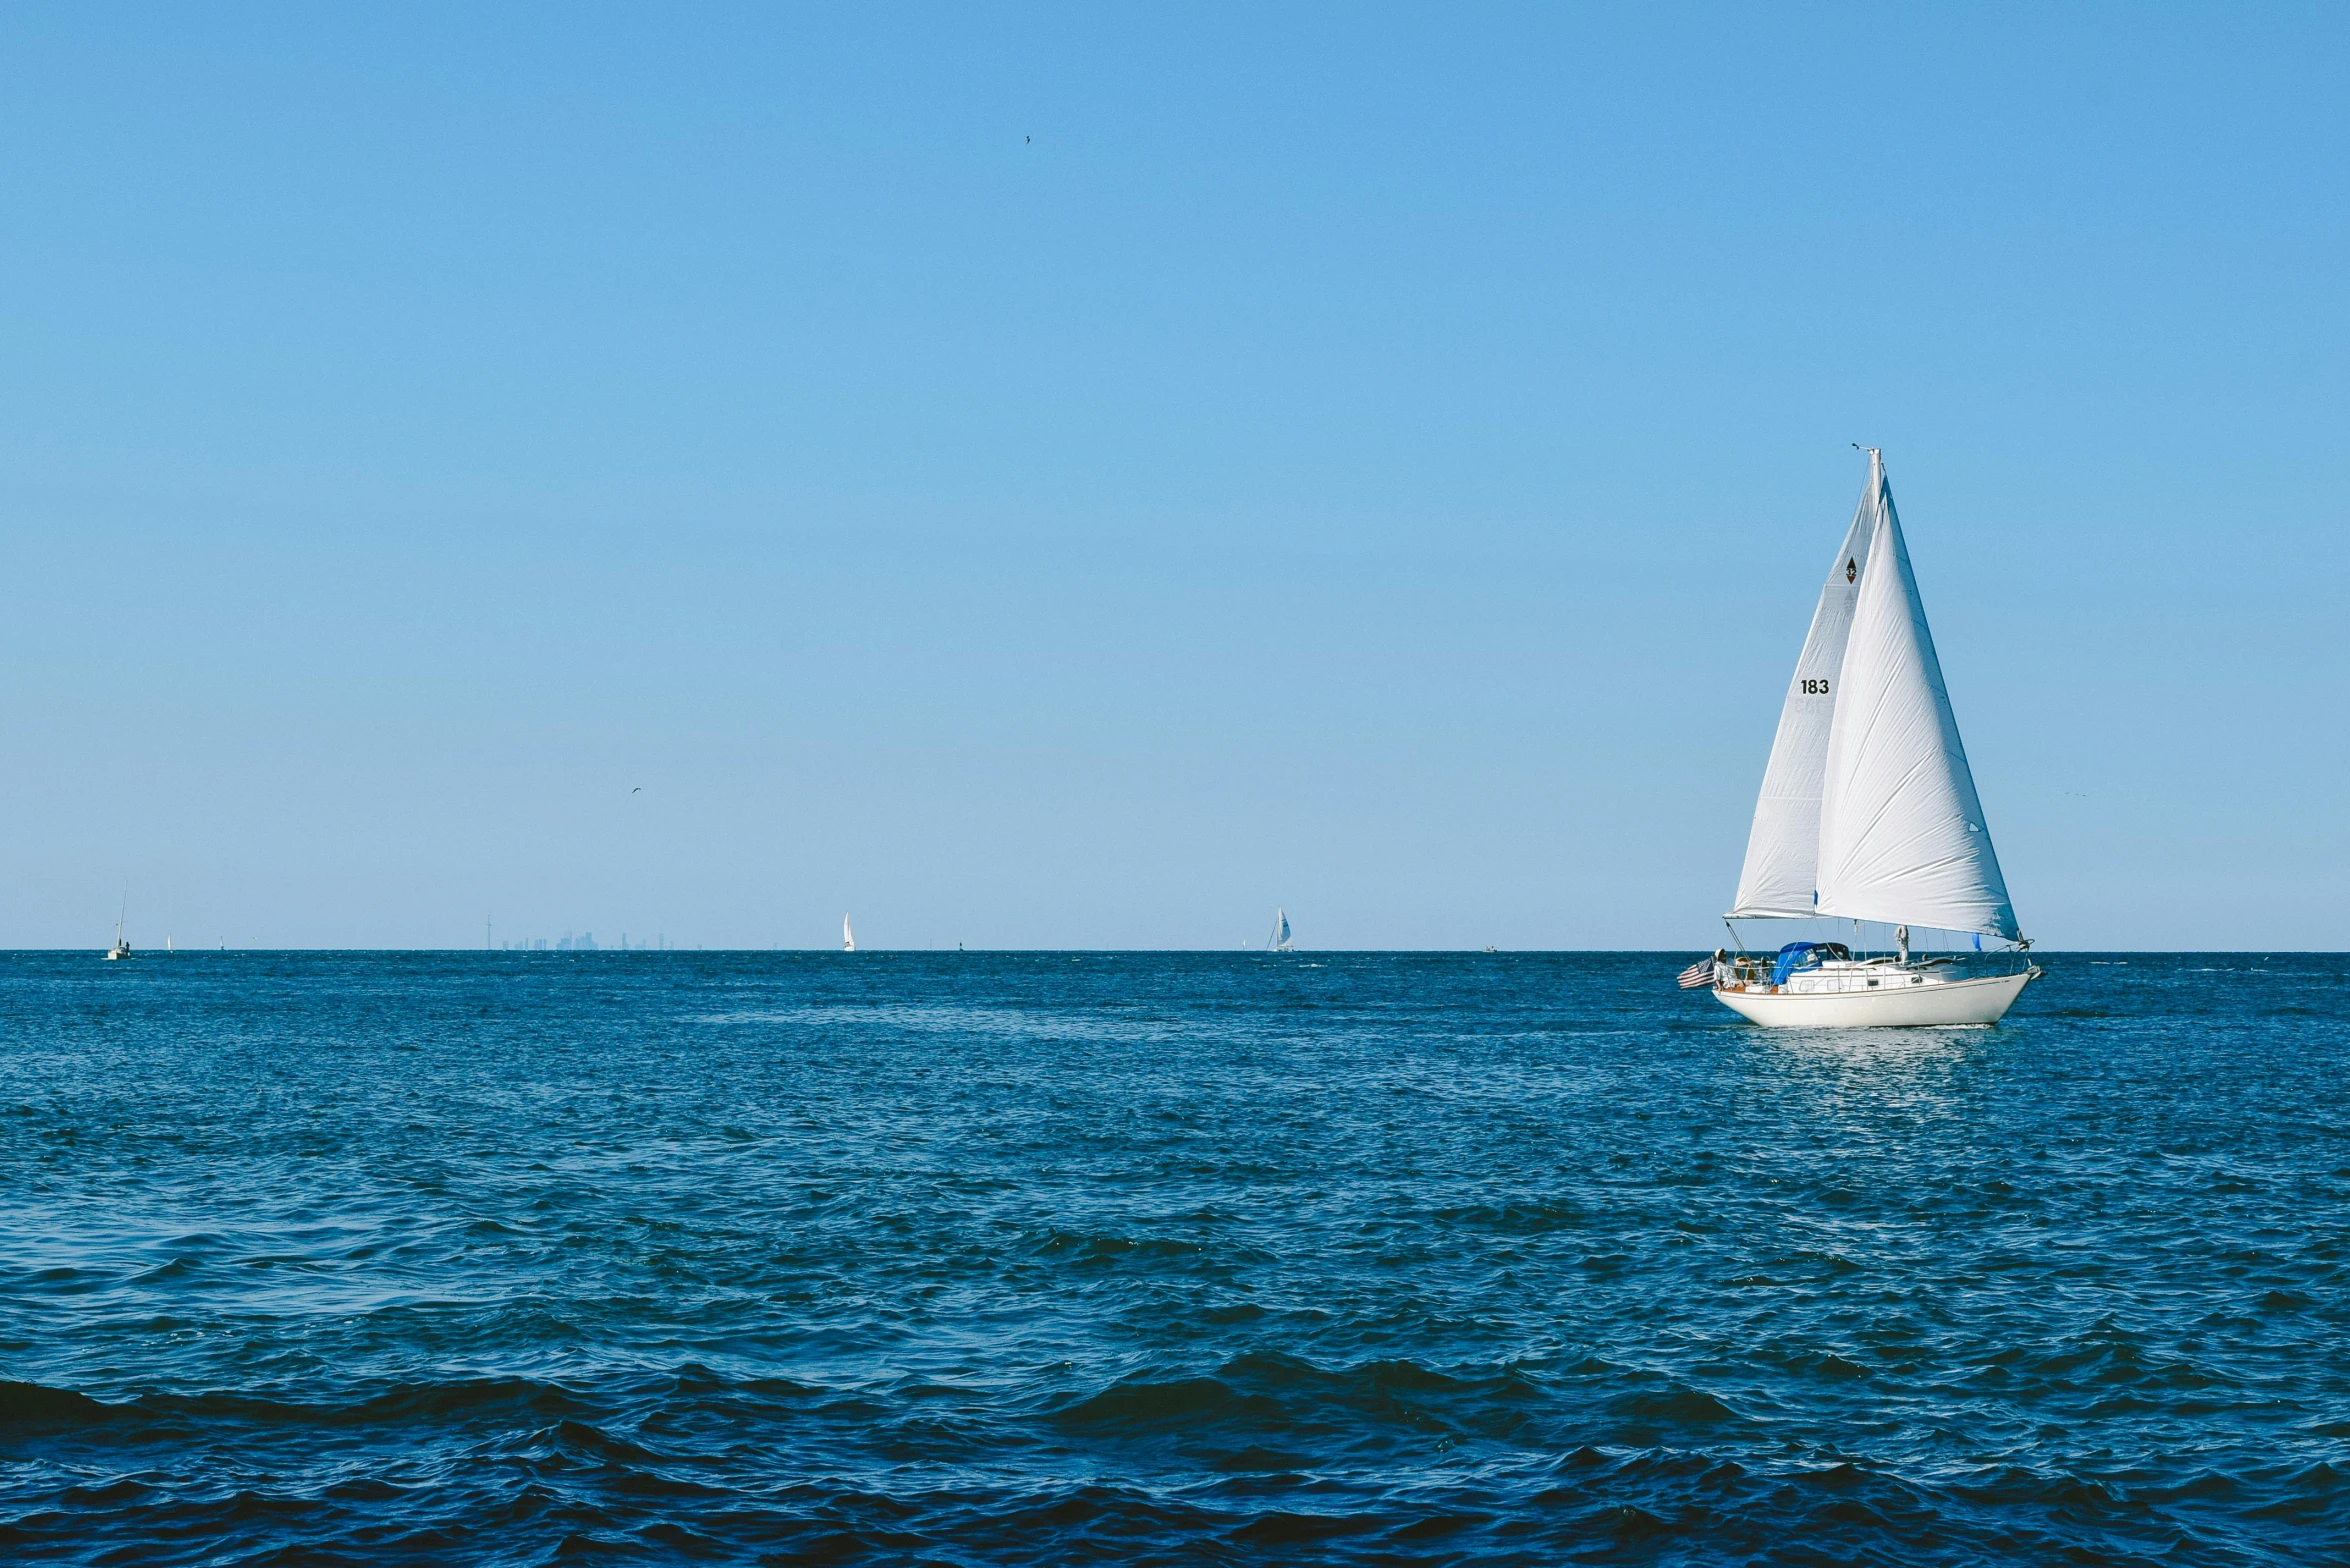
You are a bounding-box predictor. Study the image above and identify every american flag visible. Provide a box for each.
[1676,958,1716,990]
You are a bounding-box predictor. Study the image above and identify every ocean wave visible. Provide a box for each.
[4,951,2346,1563]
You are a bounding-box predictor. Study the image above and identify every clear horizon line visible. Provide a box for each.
[14,947,2342,957]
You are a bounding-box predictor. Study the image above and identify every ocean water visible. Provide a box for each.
[1,951,2344,1566]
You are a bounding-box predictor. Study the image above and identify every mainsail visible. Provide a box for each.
[1814,465,2017,938]
[1726,476,1880,918]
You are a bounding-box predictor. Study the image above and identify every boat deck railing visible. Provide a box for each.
[1717,950,2031,993]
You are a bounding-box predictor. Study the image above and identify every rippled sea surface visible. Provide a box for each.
[2,951,2346,1565]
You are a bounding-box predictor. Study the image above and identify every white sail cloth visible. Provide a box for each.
[1726,488,1878,918]
[1729,453,2019,940]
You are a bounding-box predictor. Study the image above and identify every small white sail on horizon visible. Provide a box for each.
[1710,450,2035,1026]
[842,915,855,953]
[104,886,132,961]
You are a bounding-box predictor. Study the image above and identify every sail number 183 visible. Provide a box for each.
[1801,678,1831,695]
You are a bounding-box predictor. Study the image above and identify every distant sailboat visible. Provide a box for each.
[1708,450,2038,1026]
[104,888,132,961]
[1268,908,1293,952]
[842,915,855,953]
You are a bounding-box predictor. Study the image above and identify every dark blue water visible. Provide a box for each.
[2,952,2344,1565]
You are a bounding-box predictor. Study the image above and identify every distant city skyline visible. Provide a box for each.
[2,6,2342,949]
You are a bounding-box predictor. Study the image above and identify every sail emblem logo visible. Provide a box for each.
[1845,558,1857,583]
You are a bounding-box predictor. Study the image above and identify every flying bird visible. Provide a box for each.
[632,787,642,794]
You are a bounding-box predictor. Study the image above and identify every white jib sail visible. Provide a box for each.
[1725,470,1881,918]
[1813,461,2018,939]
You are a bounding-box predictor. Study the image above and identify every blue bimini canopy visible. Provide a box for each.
[1771,941,1852,987]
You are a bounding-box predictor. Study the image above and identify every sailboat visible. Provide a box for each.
[1707,450,2038,1026]
[842,915,855,953]
[1268,908,1293,952]
[104,889,132,961]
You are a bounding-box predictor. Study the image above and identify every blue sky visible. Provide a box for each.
[0,4,2341,949]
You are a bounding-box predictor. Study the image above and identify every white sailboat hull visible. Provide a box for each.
[1713,968,2036,1027]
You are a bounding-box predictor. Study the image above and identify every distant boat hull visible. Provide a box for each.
[1713,967,2036,1027]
